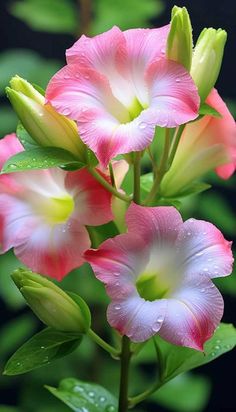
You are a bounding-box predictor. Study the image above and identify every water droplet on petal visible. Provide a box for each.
[175,78,181,83]
[114,305,121,310]
[196,252,203,257]
[203,267,209,272]
[138,122,147,130]
[200,288,205,292]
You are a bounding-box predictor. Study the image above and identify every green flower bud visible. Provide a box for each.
[12,268,90,333]
[166,6,193,71]
[191,28,227,102]
[6,76,86,162]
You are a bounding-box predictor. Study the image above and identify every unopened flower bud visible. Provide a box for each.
[166,6,193,71]
[191,28,227,102]
[12,268,90,333]
[6,76,86,161]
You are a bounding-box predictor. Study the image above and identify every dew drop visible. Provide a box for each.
[114,304,121,310]
[16,362,21,366]
[63,108,71,116]
[211,352,215,357]
[207,258,213,262]
[84,74,90,80]
[9,164,17,169]
[73,385,84,393]
[64,74,70,79]
[196,252,203,257]
[203,267,209,272]
[203,231,207,235]
[88,391,95,398]
[115,281,120,287]
[138,122,147,129]
[175,78,181,83]
[214,345,220,350]
[200,288,205,293]
[216,339,221,344]
[99,396,106,402]
[40,346,45,349]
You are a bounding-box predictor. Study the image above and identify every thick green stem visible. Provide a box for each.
[118,336,131,412]
[133,152,142,204]
[167,124,185,168]
[144,129,170,205]
[88,167,132,203]
[87,329,119,358]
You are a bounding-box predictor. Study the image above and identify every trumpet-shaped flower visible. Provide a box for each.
[46,26,200,167]
[85,203,233,350]
[161,88,236,197]
[0,134,113,280]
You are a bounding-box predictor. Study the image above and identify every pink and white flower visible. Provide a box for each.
[0,134,113,280]
[46,26,200,167]
[85,203,233,350]
[161,88,236,197]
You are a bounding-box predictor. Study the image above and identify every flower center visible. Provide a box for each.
[136,271,170,301]
[128,97,146,120]
[34,194,75,225]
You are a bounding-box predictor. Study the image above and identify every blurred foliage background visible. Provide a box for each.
[0,0,235,411]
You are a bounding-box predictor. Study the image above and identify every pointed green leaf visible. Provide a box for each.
[1,147,84,174]
[155,323,236,382]
[46,378,118,412]
[4,328,82,375]
[199,103,222,118]
[16,123,38,150]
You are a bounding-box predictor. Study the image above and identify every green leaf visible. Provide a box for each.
[3,328,82,375]
[0,407,19,412]
[199,103,222,118]
[172,181,211,198]
[67,292,91,332]
[86,221,119,248]
[0,49,60,94]
[16,123,39,150]
[152,373,211,412]
[155,323,236,382]
[46,378,118,412]
[1,147,84,173]
[10,0,77,34]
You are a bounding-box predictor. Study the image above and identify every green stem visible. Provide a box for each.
[167,124,185,168]
[133,152,142,204]
[87,329,119,358]
[119,336,131,412]
[129,379,163,408]
[109,162,116,188]
[144,129,170,205]
[88,167,132,203]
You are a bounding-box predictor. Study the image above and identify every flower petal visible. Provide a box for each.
[126,203,183,244]
[159,275,224,350]
[85,233,147,299]
[146,59,200,127]
[14,218,90,281]
[65,168,113,226]
[176,218,234,278]
[108,295,167,342]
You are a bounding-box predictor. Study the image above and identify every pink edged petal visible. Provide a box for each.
[77,108,158,167]
[45,64,128,121]
[176,218,234,279]
[126,203,183,244]
[65,168,113,226]
[206,89,236,179]
[0,133,23,168]
[0,134,24,194]
[85,233,148,299]
[0,194,33,253]
[107,295,167,342]
[123,25,170,106]
[159,275,224,350]
[14,218,90,281]
[146,59,200,127]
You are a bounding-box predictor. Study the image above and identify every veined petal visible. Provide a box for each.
[123,25,170,106]
[175,218,233,278]
[108,295,167,342]
[159,275,224,350]
[85,233,148,299]
[146,59,200,127]
[65,168,113,226]
[126,203,183,244]
[14,218,89,281]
